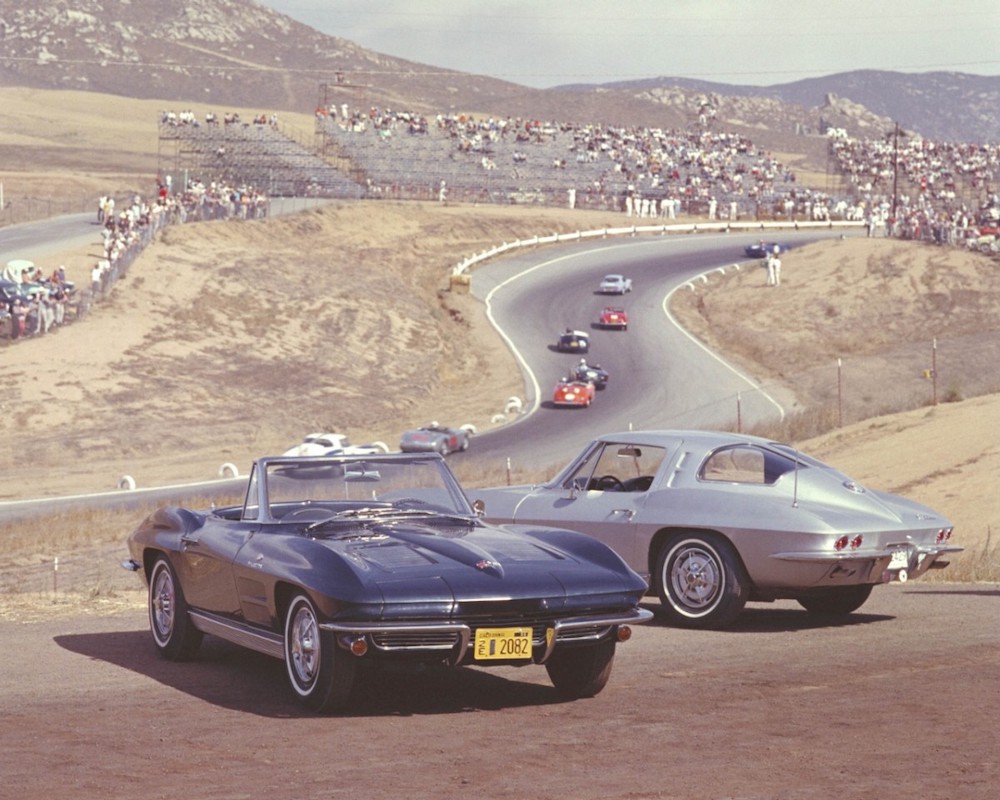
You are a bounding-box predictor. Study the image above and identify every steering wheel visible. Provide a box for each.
[595,475,625,491]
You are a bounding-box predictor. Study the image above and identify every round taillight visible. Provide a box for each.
[834,535,849,551]
[617,625,633,643]
[851,535,864,549]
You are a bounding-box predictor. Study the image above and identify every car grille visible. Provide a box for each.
[370,629,460,651]
[366,614,615,653]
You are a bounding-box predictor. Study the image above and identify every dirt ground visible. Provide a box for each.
[4,583,1000,800]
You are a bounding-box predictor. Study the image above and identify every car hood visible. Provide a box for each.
[316,518,642,603]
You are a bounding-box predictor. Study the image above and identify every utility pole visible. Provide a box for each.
[891,121,900,226]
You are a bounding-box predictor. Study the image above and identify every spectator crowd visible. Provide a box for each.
[3,145,270,343]
[5,102,997,343]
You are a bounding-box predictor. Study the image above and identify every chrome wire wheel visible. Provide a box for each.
[147,556,202,660]
[669,543,724,613]
[284,593,357,712]
[655,534,749,629]
[150,561,177,646]
[289,602,320,690]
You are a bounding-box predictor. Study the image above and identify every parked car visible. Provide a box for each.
[282,432,388,457]
[399,422,472,455]
[744,240,790,258]
[123,452,652,711]
[571,359,609,389]
[473,430,960,630]
[552,378,596,408]
[556,329,590,353]
[598,274,632,294]
[598,306,628,330]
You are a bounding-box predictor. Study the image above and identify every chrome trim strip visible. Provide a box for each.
[188,611,285,660]
[322,607,653,664]
[772,543,963,564]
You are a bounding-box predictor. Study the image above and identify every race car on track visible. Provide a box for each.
[399,422,472,455]
[282,433,388,457]
[744,240,790,258]
[597,274,632,294]
[552,378,596,408]
[473,430,961,630]
[556,329,590,353]
[598,306,628,330]
[571,359,609,389]
[123,452,652,712]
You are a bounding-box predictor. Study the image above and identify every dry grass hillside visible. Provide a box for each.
[0,88,319,207]
[1,88,998,581]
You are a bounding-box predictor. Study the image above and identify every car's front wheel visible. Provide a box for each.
[148,555,203,660]
[285,593,356,713]
[545,637,616,698]
[655,533,749,629]
[796,585,874,616]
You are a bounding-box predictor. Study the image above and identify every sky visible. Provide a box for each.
[256,0,1000,89]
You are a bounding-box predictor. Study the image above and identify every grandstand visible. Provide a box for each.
[158,108,803,217]
[154,90,996,239]
[157,115,365,199]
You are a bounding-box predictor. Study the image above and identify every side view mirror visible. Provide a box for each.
[472,498,485,517]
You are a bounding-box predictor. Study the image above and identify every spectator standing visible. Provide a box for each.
[52,285,67,326]
[91,262,103,300]
[12,298,28,339]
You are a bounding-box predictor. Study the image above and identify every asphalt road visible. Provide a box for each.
[4,581,998,799]
[455,228,855,471]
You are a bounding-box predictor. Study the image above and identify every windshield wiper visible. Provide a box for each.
[306,506,474,531]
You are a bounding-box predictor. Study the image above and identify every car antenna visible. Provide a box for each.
[792,446,801,508]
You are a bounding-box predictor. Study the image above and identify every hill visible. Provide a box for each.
[1,0,997,148]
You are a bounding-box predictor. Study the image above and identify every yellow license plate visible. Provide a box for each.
[473,627,533,660]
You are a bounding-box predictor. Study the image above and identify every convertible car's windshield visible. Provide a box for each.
[242,455,472,521]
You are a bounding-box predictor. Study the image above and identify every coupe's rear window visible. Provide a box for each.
[699,445,799,485]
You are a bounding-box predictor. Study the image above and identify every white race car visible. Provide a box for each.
[598,274,633,294]
[282,433,388,457]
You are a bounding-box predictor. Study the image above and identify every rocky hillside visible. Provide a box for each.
[0,0,995,147]
[582,71,1000,144]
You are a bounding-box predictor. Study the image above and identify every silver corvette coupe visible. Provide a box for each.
[473,430,961,629]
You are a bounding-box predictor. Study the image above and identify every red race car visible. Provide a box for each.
[552,378,595,408]
[599,306,628,330]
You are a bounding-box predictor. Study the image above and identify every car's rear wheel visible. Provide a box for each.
[796,585,874,616]
[285,593,356,713]
[545,637,616,698]
[655,533,749,629]
[148,556,203,660]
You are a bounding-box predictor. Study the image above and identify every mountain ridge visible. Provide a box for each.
[0,1,996,145]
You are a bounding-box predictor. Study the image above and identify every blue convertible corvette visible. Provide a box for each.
[123,453,651,712]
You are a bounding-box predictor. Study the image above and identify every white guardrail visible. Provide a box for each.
[450,219,864,276]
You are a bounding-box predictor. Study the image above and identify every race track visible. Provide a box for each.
[458,228,854,471]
